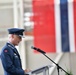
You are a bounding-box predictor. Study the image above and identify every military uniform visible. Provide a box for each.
[1,42,25,75]
[0,28,25,75]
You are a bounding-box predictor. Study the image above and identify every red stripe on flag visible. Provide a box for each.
[32,0,56,53]
[74,0,76,51]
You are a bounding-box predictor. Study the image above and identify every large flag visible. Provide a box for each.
[32,0,76,53]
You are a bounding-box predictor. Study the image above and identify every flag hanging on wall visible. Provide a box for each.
[32,0,76,53]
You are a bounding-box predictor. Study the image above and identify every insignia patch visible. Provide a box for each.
[4,50,8,52]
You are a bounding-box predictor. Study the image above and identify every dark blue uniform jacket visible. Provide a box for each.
[0,42,25,75]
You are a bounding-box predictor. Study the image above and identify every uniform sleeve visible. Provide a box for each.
[1,49,25,75]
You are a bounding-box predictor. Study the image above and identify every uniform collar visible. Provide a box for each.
[7,42,19,55]
[7,42,16,49]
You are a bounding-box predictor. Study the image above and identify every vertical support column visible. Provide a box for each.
[13,0,19,51]
[13,0,18,28]
[19,0,26,69]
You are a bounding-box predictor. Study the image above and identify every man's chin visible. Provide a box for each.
[15,43,19,46]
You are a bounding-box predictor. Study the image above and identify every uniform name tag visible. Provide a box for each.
[14,53,18,58]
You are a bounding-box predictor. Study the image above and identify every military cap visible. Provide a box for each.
[8,28,25,38]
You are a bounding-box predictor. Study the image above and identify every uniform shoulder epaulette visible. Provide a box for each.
[7,44,15,49]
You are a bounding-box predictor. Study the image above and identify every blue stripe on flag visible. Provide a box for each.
[60,0,70,52]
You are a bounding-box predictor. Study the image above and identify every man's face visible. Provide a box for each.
[12,34,22,46]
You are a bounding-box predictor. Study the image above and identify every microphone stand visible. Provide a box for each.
[40,52,70,75]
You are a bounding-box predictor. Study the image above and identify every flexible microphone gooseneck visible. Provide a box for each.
[31,46,46,54]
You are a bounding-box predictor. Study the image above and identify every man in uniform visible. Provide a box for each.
[0,28,30,75]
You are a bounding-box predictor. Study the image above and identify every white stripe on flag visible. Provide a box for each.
[54,0,62,53]
[68,0,75,52]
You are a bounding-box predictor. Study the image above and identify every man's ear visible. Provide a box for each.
[11,34,14,38]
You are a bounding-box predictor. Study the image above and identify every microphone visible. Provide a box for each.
[31,46,46,54]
